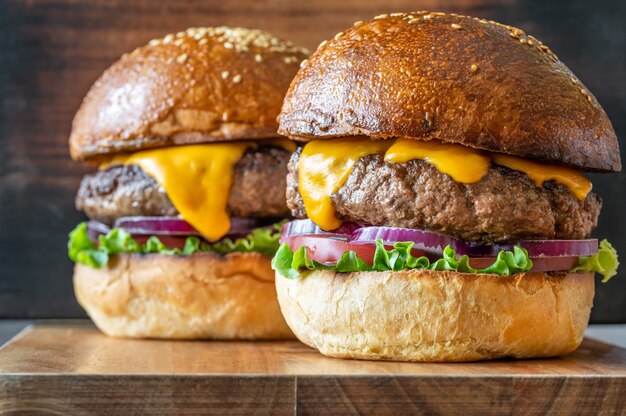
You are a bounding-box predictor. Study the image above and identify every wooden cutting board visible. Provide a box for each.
[0,322,624,415]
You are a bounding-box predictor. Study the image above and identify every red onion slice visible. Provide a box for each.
[114,216,199,235]
[279,219,361,243]
[87,220,111,241]
[280,221,598,258]
[350,226,597,257]
[113,216,260,237]
[516,239,598,257]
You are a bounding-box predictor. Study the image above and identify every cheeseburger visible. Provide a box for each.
[67,27,308,339]
[273,12,620,361]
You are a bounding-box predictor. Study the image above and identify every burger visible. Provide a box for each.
[273,12,620,361]
[67,27,308,339]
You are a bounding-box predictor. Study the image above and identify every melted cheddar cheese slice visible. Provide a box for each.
[385,139,490,183]
[109,142,253,241]
[297,138,591,231]
[298,138,394,230]
[491,153,592,200]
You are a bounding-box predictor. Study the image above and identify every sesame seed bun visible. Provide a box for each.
[74,251,294,339]
[275,269,594,362]
[70,27,309,161]
[279,12,620,172]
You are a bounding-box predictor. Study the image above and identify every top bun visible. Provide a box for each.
[279,12,620,172]
[70,27,309,161]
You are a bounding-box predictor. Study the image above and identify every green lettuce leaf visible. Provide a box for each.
[67,223,109,268]
[572,239,619,282]
[68,221,283,269]
[207,224,283,258]
[271,239,534,279]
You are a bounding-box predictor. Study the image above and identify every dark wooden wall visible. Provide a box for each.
[1,0,625,321]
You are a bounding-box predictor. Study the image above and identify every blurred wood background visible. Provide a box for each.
[0,0,625,321]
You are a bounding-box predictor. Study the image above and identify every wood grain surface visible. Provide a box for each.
[1,0,626,321]
[0,323,625,414]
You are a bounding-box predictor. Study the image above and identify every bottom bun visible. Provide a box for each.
[275,269,594,362]
[74,252,294,339]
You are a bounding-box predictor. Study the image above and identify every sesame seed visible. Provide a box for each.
[232,74,242,83]
[221,71,230,79]
[222,112,229,121]
[176,53,188,63]
[300,59,308,68]
[509,32,519,38]
[571,76,578,84]
[255,54,263,62]
[519,38,528,44]
[334,32,344,41]
[527,39,534,46]
[353,20,363,26]
[423,14,432,20]
[580,88,587,95]
[587,95,593,103]
[151,27,309,59]
[451,23,462,30]
[318,40,328,49]
[375,14,389,19]
[471,64,478,72]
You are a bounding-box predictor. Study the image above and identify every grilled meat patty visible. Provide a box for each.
[76,146,291,224]
[286,148,601,243]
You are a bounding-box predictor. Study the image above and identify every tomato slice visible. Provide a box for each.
[285,236,376,265]
[468,256,578,272]
[131,235,190,251]
[287,235,579,272]
[525,256,579,273]
[285,235,430,266]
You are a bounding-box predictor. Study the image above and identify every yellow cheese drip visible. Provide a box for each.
[297,138,592,231]
[111,142,252,241]
[491,154,591,200]
[384,139,490,183]
[298,138,394,230]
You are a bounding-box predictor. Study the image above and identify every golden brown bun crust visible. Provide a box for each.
[70,27,308,161]
[74,252,294,339]
[279,12,620,172]
[276,269,594,362]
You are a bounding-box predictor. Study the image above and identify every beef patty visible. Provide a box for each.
[286,149,602,243]
[76,146,291,224]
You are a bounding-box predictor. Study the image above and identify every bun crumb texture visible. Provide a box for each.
[75,252,294,339]
[276,269,594,361]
